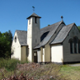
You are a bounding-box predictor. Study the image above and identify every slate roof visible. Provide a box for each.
[51,23,75,44]
[15,21,75,48]
[15,21,64,47]
[16,30,27,46]
[27,13,41,19]
[34,21,64,48]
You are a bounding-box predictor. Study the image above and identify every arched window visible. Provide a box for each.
[74,37,77,53]
[78,40,80,53]
[15,37,17,42]
[69,39,73,53]
[35,17,37,23]
[29,18,31,25]
[69,37,80,54]
[41,31,49,41]
[73,37,78,53]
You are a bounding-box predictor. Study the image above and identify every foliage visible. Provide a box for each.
[1,62,80,80]
[0,30,13,58]
[0,58,20,71]
[0,63,70,80]
[20,60,29,64]
[78,26,80,31]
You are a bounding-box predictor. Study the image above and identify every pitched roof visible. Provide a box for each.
[27,13,41,19]
[34,21,64,48]
[51,23,75,45]
[16,30,27,45]
[16,21,74,47]
[16,21,63,46]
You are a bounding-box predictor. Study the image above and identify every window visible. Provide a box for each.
[15,37,17,42]
[34,53,37,56]
[41,31,49,41]
[35,17,37,23]
[74,37,77,53]
[69,37,79,54]
[78,41,80,53]
[69,39,73,53]
[29,18,31,24]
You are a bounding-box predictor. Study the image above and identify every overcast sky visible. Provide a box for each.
[0,0,80,35]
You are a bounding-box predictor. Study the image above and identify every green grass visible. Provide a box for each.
[60,64,80,80]
[0,58,29,71]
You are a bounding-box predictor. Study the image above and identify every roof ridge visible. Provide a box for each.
[64,23,75,27]
[16,30,27,32]
[38,21,64,47]
[16,30,27,45]
[51,23,75,45]
[27,13,41,19]
[41,21,63,30]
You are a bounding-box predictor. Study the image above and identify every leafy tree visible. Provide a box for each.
[0,30,13,58]
[78,26,80,31]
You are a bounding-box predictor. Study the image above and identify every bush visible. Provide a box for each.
[20,60,29,64]
[0,58,20,71]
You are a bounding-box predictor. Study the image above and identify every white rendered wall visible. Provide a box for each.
[43,48,45,62]
[27,18,32,62]
[37,50,41,62]
[51,45,63,63]
[11,32,21,60]
[27,17,40,62]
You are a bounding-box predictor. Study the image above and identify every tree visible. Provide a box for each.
[0,30,13,58]
[78,26,80,31]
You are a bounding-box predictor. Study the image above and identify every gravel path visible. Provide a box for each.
[69,64,80,66]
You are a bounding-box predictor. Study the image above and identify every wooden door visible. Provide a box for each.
[34,52,37,63]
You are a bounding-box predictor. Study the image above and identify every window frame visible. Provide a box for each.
[69,37,80,54]
[14,37,17,42]
[69,39,73,54]
[29,18,31,25]
[35,17,37,23]
[78,41,80,53]
[74,37,77,53]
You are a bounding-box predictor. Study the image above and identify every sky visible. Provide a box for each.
[0,0,80,36]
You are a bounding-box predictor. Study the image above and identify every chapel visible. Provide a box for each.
[11,13,80,64]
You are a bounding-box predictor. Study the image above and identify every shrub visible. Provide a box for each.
[0,58,20,71]
[20,60,29,64]
[0,58,6,68]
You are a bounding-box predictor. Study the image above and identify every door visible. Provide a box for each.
[34,51,37,63]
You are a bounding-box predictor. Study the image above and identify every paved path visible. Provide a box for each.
[69,64,80,66]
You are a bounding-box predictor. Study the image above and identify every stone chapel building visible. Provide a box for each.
[11,13,80,64]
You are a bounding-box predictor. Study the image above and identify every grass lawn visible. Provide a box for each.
[60,65,80,80]
[0,59,80,80]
